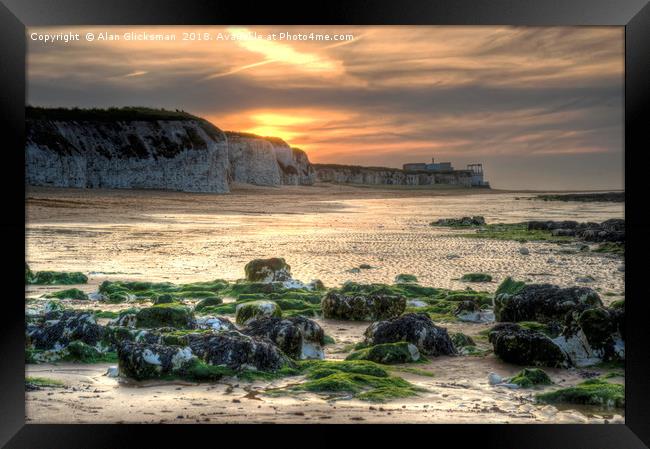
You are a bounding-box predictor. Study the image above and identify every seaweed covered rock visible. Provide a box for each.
[135,305,196,329]
[153,294,176,305]
[494,279,602,323]
[364,313,456,356]
[235,300,281,325]
[27,310,105,350]
[117,341,195,380]
[346,342,421,364]
[321,291,406,321]
[536,378,624,409]
[509,368,552,388]
[194,296,224,311]
[244,258,292,283]
[432,216,486,227]
[460,273,492,283]
[44,288,89,300]
[552,306,625,366]
[28,270,88,285]
[451,332,475,349]
[242,316,325,359]
[394,274,418,284]
[527,219,625,243]
[186,330,293,372]
[488,323,568,367]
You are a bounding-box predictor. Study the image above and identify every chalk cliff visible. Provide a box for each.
[25,107,315,193]
[313,164,473,187]
[225,132,315,186]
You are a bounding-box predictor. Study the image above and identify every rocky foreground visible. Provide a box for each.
[25,249,625,415]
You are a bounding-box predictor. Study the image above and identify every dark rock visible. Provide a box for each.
[243,316,325,359]
[186,330,293,371]
[135,305,196,329]
[242,318,299,358]
[321,291,406,321]
[527,219,624,243]
[494,283,602,323]
[488,323,568,367]
[117,341,194,380]
[551,229,576,237]
[528,220,579,231]
[244,258,292,283]
[364,313,456,356]
[558,306,625,364]
[27,310,104,350]
[433,216,486,227]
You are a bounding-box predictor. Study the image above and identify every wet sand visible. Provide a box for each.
[25,184,625,423]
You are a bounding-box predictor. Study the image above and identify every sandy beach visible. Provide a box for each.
[25,184,625,424]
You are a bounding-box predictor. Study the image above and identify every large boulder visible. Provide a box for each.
[363,313,456,356]
[26,310,104,350]
[235,300,281,325]
[488,323,569,368]
[117,341,194,380]
[321,291,406,321]
[186,330,293,371]
[244,258,292,283]
[242,316,325,359]
[135,305,196,329]
[494,282,602,323]
[552,306,625,366]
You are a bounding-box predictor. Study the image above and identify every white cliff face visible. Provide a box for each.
[313,164,473,187]
[26,115,316,193]
[225,132,315,187]
[26,119,231,193]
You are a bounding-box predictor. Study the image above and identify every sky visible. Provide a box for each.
[27,26,624,190]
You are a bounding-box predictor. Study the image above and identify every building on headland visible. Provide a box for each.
[402,157,490,188]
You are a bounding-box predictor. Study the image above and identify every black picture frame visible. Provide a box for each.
[1,1,648,447]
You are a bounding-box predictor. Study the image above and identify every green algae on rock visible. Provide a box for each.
[44,288,89,300]
[98,279,229,302]
[536,378,624,409]
[244,257,292,282]
[235,300,281,325]
[394,274,418,284]
[460,273,493,283]
[28,270,88,285]
[286,360,422,402]
[509,368,552,388]
[346,342,421,364]
[193,296,224,311]
[135,304,195,329]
